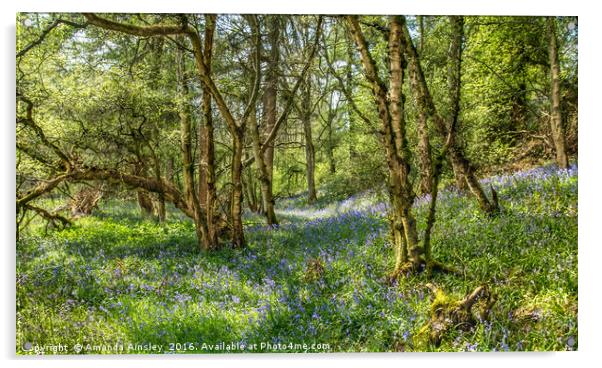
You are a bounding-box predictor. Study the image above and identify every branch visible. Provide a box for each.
[244,16,323,168]
[345,16,388,100]
[322,34,376,131]
[17,172,73,209]
[16,141,56,168]
[17,166,193,219]
[17,94,71,169]
[17,18,88,58]
[21,203,72,228]
[83,13,190,37]
[240,15,262,127]
[70,167,194,218]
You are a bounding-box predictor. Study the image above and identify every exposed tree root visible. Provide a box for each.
[426,259,461,276]
[416,283,497,347]
[385,258,461,284]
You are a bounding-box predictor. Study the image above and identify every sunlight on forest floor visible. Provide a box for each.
[16,164,577,353]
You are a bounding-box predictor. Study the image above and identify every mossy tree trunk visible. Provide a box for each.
[546,17,569,169]
[259,15,281,225]
[401,17,498,215]
[346,15,423,274]
[199,14,219,249]
[249,103,279,226]
[176,37,210,250]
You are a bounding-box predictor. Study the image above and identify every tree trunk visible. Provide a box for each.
[249,104,279,225]
[262,15,280,187]
[199,14,219,249]
[401,17,498,214]
[347,15,422,274]
[416,112,433,195]
[176,36,209,251]
[422,16,465,266]
[230,128,246,247]
[147,39,167,222]
[226,15,263,247]
[326,113,337,174]
[134,163,154,217]
[150,148,166,222]
[250,15,281,226]
[405,28,433,195]
[547,17,569,169]
[387,16,421,269]
[448,16,498,213]
[413,15,433,195]
[326,107,337,174]
[244,151,260,213]
[302,79,318,203]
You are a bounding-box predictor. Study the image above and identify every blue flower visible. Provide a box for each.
[567,336,575,347]
[402,330,410,341]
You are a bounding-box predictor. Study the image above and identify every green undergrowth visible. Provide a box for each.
[16,164,577,354]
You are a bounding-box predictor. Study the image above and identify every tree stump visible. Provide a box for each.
[417,283,497,347]
[70,186,104,216]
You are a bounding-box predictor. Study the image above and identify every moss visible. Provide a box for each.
[416,284,496,348]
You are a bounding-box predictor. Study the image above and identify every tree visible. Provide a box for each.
[546,17,569,169]
[346,15,424,275]
[401,17,499,215]
[258,15,281,224]
[16,13,576,260]
[248,16,323,222]
[79,13,262,249]
[301,76,318,203]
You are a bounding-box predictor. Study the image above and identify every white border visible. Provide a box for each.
[3,1,598,368]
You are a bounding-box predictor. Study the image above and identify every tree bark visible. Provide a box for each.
[400,16,498,214]
[230,128,246,247]
[243,150,260,213]
[199,14,219,249]
[327,126,336,174]
[414,16,433,195]
[422,16,465,267]
[546,17,569,169]
[262,16,280,187]
[176,36,209,250]
[134,162,154,217]
[149,38,166,222]
[346,15,422,273]
[302,79,318,203]
[249,104,279,225]
[228,15,263,246]
[148,146,166,222]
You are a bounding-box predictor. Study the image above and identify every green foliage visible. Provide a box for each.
[17,165,577,353]
[16,13,578,354]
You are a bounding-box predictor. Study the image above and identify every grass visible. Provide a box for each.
[16,163,577,354]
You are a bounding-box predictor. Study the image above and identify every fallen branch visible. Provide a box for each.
[21,203,72,230]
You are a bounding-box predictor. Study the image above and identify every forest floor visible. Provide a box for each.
[16,163,578,353]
